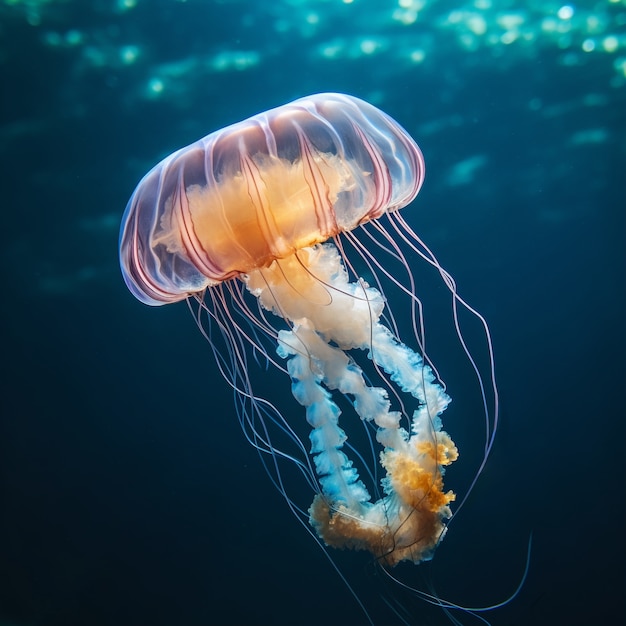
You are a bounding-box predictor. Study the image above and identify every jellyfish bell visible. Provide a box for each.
[120,93,423,305]
[119,93,508,621]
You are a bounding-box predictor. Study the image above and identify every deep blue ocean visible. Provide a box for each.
[1,1,624,625]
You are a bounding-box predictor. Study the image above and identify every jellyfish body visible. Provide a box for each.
[120,94,494,576]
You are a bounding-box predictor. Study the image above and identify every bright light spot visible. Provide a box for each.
[474,0,492,9]
[320,42,342,59]
[603,35,619,52]
[120,45,140,64]
[393,8,418,25]
[360,39,379,54]
[498,13,524,30]
[410,49,425,63]
[467,14,487,35]
[306,13,319,25]
[65,30,83,46]
[117,0,137,10]
[585,15,604,34]
[582,38,596,51]
[148,78,164,95]
[557,6,574,20]
[448,10,463,24]
[211,51,260,71]
[501,30,518,44]
[398,0,425,8]
[542,17,558,33]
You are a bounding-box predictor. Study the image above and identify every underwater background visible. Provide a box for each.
[1,1,624,625]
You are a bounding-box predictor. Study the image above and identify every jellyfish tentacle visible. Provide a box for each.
[278,322,372,510]
[244,243,457,566]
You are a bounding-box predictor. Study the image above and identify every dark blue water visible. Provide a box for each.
[1,1,624,625]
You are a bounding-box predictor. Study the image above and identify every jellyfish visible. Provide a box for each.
[119,93,501,616]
